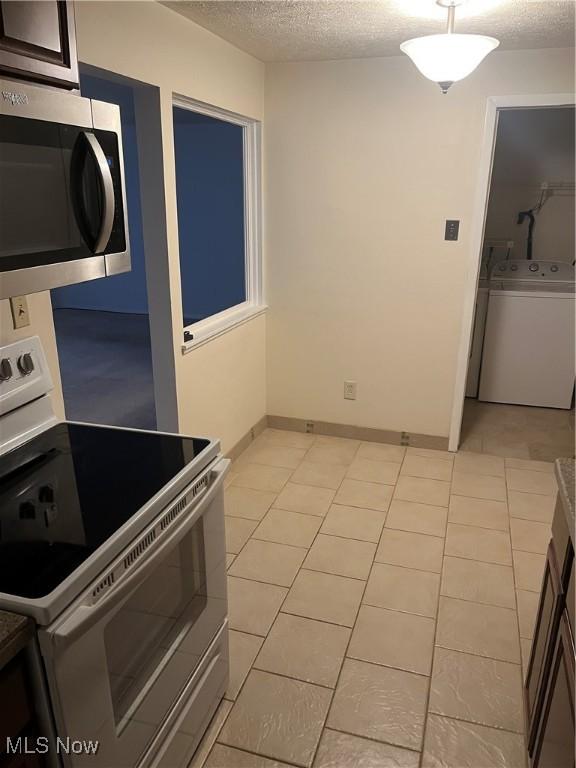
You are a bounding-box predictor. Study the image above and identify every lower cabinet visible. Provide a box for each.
[525,543,563,749]
[0,650,45,768]
[525,494,575,768]
[531,613,575,768]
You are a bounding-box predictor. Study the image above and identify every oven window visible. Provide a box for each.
[103,519,207,731]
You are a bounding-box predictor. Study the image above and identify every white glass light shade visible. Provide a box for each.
[400,33,499,90]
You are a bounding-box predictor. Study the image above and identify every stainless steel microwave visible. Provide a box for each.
[0,79,130,299]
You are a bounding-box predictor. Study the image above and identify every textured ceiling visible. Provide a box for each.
[162,0,575,62]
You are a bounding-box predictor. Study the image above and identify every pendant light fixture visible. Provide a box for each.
[400,0,499,94]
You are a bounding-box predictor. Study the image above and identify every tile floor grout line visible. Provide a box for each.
[233,537,311,553]
[217,727,307,768]
[417,475,449,768]
[441,552,514,568]
[371,558,442,575]
[303,529,380,546]
[205,742,300,768]
[444,517,510,532]
[422,708,526,737]
[343,651,431,679]
[427,643,522,667]
[276,607,355,631]
[319,725,423,755]
[432,641,522,666]
[248,664,337,691]
[504,470,531,747]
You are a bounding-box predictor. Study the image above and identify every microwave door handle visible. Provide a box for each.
[50,459,229,649]
[82,132,115,254]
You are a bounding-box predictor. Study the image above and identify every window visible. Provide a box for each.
[172,98,262,350]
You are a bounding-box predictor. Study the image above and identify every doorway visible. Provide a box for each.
[451,97,575,460]
[51,69,156,430]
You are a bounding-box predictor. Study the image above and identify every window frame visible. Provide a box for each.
[172,94,264,354]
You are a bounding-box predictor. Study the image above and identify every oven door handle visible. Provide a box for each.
[83,132,116,254]
[50,459,229,650]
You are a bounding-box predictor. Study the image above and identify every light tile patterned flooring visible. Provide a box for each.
[192,429,559,768]
[461,399,575,461]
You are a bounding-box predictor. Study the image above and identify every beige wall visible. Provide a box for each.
[178,314,267,445]
[74,1,265,452]
[264,47,574,439]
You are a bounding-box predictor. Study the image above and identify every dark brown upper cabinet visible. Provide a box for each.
[0,1,79,89]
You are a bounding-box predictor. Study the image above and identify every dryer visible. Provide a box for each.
[479,260,575,408]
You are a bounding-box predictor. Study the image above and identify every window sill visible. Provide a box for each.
[180,305,267,355]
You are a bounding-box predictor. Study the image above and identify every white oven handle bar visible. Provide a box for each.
[50,459,229,649]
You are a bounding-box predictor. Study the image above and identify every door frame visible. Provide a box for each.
[448,92,576,453]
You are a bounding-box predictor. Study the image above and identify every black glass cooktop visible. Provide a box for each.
[0,423,210,600]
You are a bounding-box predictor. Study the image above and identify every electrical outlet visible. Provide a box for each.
[344,381,357,400]
[305,421,315,433]
[10,296,30,329]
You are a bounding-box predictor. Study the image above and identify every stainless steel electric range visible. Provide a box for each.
[0,336,229,768]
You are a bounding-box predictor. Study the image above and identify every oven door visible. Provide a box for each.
[38,459,228,768]
[0,80,129,298]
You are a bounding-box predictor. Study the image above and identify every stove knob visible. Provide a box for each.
[498,264,506,271]
[510,264,518,271]
[19,501,36,520]
[529,263,539,272]
[0,358,12,382]
[17,353,34,376]
[550,265,559,273]
[39,485,55,503]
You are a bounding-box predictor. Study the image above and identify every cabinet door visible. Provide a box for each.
[532,613,575,768]
[525,543,563,753]
[0,1,78,88]
[0,654,31,745]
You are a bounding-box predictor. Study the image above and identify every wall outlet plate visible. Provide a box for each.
[10,296,30,329]
[344,381,357,400]
[445,220,460,241]
[305,421,315,433]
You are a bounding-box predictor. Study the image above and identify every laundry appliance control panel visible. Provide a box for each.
[491,260,575,282]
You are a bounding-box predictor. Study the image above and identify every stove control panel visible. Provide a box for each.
[491,260,575,282]
[0,336,53,419]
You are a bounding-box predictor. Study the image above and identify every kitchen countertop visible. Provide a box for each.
[0,610,34,670]
[555,458,575,545]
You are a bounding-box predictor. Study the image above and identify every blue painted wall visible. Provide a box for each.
[173,108,246,326]
[51,74,148,314]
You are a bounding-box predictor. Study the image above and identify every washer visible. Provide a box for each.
[479,260,575,408]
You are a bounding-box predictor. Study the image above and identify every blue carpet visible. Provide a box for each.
[53,309,157,430]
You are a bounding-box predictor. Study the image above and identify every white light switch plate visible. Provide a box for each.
[10,296,30,329]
